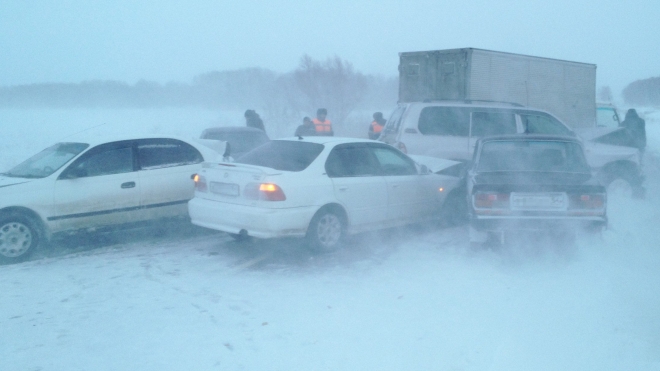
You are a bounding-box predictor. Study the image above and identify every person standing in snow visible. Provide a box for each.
[295,117,317,137]
[368,112,386,140]
[312,108,334,136]
[621,108,646,159]
[244,109,266,132]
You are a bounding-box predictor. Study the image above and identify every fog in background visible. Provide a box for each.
[2,0,659,101]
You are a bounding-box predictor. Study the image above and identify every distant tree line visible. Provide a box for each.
[0,55,398,128]
[623,76,660,107]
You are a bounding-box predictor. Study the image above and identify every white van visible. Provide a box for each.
[378,101,644,195]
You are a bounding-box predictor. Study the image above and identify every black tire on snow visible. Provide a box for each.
[0,213,42,264]
[306,208,345,252]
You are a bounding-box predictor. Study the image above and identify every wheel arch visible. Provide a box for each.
[0,206,50,240]
[597,159,641,185]
[311,203,349,228]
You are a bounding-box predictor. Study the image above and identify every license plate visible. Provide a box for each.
[510,192,566,210]
[210,182,240,197]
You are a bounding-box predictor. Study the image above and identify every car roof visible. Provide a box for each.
[404,100,558,115]
[477,134,582,143]
[202,126,267,134]
[58,132,214,151]
[275,136,384,145]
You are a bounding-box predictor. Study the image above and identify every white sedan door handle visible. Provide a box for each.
[338,186,348,191]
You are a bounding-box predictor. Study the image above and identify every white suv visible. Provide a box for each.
[378,101,644,195]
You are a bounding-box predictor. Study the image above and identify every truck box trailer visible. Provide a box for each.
[398,48,596,128]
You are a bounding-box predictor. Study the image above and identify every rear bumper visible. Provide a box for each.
[470,215,607,232]
[188,197,318,239]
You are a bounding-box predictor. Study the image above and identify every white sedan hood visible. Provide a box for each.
[0,176,32,189]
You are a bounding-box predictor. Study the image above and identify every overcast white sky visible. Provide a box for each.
[1,0,658,97]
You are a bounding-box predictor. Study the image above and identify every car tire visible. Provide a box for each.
[228,230,251,242]
[306,208,345,252]
[0,213,42,264]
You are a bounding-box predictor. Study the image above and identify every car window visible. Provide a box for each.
[370,146,417,176]
[200,130,269,155]
[470,111,517,137]
[477,140,589,173]
[137,139,204,170]
[4,142,89,179]
[418,106,470,136]
[237,141,324,172]
[596,107,620,128]
[61,142,135,178]
[325,144,381,177]
[520,113,574,136]
[382,106,406,134]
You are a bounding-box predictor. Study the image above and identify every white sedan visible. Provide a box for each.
[0,134,222,263]
[188,137,462,251]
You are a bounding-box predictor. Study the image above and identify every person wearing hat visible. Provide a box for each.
[312,108,334,136]
[368,112,386,140]
[244,109,265,132]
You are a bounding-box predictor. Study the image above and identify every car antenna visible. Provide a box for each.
[58,123,107,140]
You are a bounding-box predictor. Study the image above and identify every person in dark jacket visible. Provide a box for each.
[244,109,265,132]
[294,117,317,137]
[621,108,646,155]
[368,112,386,140]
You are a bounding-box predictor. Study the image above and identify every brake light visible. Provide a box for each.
[473,192,510,209]
[396,141,408,154]
[193,174,207,192]
[244,183,286,201]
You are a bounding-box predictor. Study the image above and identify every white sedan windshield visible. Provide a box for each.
[3,142,89,178]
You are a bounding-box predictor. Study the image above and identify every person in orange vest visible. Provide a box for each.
[368,112,386,139]
[312,108,334,136]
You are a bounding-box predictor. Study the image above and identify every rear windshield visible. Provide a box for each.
[477,140,590,173]
[236,141,324,172]
[201,130,269,154]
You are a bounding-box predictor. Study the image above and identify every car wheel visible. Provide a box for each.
[306,208,345,252]
[0,213,42,264]
[228,230,251,242]
[606,177,633,198]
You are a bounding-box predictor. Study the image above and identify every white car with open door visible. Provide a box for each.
[0,134,222,264]
[188,137,462,251]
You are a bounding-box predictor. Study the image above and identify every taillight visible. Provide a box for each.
[396,141,408,154]
[569,194,605,209]
[244,183,286,201]
[193,174,207,192]
[473,192,510,209]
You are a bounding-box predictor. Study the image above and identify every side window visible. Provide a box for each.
[418,107,470,136]
[382,106,406,134]
[471,111,517,137]
[520,113,574,136]
[325,145,381,178]
[61,143,134,178]
[138,139,203,170]
[370,146,417,176]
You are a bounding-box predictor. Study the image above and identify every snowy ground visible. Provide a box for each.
[1,108,660,371]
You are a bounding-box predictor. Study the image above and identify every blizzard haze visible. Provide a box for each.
[1,108,660,370]
[1,0,659,96]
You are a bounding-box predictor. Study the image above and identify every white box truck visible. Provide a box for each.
[398,48,597,129]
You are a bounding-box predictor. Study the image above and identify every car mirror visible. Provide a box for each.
[62,167,87,179]
[419,164,430,175]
